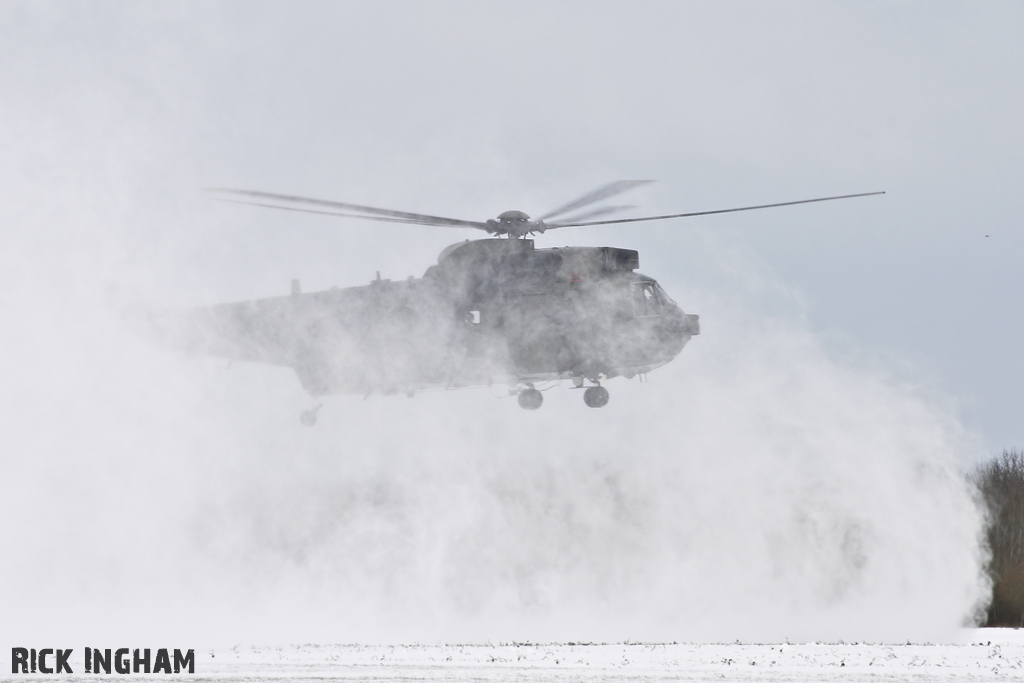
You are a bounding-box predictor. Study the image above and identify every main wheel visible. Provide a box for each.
[517,388,544,410]
[583,385,609,408]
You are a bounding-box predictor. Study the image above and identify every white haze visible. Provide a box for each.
[0,225,987,645]
[0,1,1003,647]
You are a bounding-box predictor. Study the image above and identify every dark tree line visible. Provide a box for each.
[974,449,1024,626]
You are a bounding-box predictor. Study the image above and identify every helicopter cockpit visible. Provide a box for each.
[631,280,663,317]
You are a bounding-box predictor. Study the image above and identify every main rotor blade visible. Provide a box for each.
[539,180,653,221]
[214,199,486,228]
[547,205,636,225]
[551,191,886,227]
[208,188,490,230]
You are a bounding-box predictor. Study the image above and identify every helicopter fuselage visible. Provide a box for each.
[154,238,699,400]
[181,182,880,419]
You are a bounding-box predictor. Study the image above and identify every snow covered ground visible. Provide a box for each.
[183,631,1024,681]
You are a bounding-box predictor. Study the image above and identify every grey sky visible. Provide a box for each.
[5,1,1019,447]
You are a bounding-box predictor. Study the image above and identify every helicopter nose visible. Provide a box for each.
[659,304,696,359]
[665,306,687,349]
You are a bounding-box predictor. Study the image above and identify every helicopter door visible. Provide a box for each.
[631,281,663,317]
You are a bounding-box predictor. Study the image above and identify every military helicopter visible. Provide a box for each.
[149,182,882,425]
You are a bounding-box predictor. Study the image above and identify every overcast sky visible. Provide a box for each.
[4,1,1019,448]
[0,1,1019,644]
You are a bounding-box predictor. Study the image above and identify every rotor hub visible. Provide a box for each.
[488,210,546,238]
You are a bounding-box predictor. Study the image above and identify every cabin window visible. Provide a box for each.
[631,282,662,317]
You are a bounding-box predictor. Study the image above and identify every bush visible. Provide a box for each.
[974,449,1024,627]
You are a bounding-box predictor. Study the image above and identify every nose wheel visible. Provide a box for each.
[583,385,609,408]
[517,387,544,410]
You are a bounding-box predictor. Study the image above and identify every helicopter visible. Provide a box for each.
[149,181,882,425]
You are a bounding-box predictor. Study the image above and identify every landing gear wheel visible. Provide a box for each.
[300,404,322,427]
[583,385,609,408]
[517,387,544,410]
